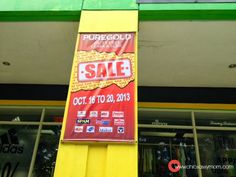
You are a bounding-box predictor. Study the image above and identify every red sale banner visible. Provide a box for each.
[63,33,136,142]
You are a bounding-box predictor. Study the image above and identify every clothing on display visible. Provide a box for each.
[139,137,198,177]
[199,133,236,177]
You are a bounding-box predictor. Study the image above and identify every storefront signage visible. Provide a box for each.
[63,33,136,143]
[137,0,236,3]
[152,119,168,126]
[210,121,236,127]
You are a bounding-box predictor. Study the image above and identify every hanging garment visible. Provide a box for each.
[163,147,170,163]
[148,148,153,172]
[185,147,197,177]
[179,145,187,177]
[143,148,147,173]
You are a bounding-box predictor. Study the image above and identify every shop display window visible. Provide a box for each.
[195,111,236,177]
[139,128,198,177]
[138,109,192,126]
[0,106,64,177]
[43,109,64,122]
[195,112,236,127]
[0,107,42,122]
[197,130,236,177]
[33,125,61,177]
[1,106,236,177]
[0,125,38,177]
[138,109,197,177]
[139,109,236,177]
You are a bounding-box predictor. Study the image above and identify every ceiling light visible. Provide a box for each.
[2,61,10,66]
[228,64,236,69]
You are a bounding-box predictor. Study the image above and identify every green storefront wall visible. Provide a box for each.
[0,0,236,21]
[0,0,83,21]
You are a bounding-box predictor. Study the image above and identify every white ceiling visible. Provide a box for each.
[0,22,78,85]
[139,21,236,87]
[0,21,236,87]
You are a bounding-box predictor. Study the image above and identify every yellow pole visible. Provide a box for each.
[54,10,138,177]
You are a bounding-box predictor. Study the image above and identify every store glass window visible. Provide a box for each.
[0,125,38,177]
[0,107,42,122]
[0,106,64,177]
[197,130,236,177]
[139,109,192,126]
[33,125,61,177]
[44,109,64,122]
[1,106,236,177]
[195,111,236,177]
[139,128,198,177]
[138,109,197,177]
[195,112,236,127]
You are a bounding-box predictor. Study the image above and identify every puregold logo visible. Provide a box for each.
[82,34,132,41]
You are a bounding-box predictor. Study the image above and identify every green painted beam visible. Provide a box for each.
[0,0,83,11]
[0,0,83,21]
[0,11,81,21]
[140,3,236,10]
[139,10,236,20]
[1,0,236,21]
[83,0,138,10]
[139,3,236,20]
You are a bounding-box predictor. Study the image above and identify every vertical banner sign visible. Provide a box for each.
[63,33,135,142]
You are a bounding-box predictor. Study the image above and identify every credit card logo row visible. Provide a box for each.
[78,111,124,118]
[76,118,125,126]
[74,126,125,133]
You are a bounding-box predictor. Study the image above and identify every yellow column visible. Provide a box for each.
[54,10,138,177]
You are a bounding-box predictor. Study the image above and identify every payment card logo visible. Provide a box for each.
[86,126,95,133]
[99,127,113,133]
[112,111,124,118]
[89,111,98,117]
[114,119,125,125]
[96,119,110,125]
[101,111,109,118]
[74,126,83,133]
[76,118,90,124]
[77,111,86,117]
[117,127,125,134]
